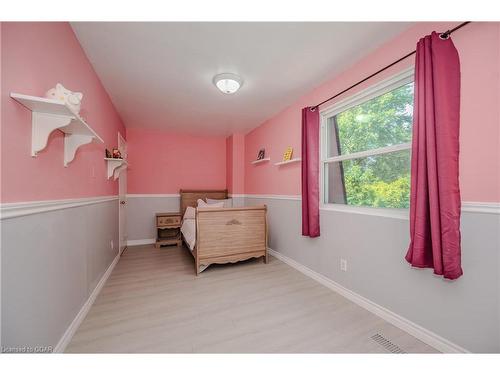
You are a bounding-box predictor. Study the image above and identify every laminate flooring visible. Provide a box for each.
[66,245,437,353]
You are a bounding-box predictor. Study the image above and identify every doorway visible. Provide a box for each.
[118,132,128,255]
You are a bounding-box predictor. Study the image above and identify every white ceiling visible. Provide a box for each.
[71,22,412,136]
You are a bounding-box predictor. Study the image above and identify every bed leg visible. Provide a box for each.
[263,253,268,264]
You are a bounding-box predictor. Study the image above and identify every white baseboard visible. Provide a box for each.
[267,248,469,353]
[126,238,156,246]
[53,254,120,353]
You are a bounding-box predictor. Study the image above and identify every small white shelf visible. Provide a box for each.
[274,158,302,166]
[251,158,271,165]
[11,92,104,167]
[105,158,128,180]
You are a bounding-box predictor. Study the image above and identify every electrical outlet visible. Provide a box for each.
[340,258,347,272]
[110,240,114,250]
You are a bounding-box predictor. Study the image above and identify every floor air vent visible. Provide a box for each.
[370,334,406,353]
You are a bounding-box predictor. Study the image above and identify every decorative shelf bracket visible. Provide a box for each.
[31,112,73,156]
[11,93,104,167]
[106,158,128,180]
[113,164,128,180]
[64,134,94,167]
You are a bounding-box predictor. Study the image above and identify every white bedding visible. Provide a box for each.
[181,201,223,252]
[181,218,196,251]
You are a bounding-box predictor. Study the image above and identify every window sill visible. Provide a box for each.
[320,204,409,220]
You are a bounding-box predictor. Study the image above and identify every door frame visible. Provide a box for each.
[118,131,127,255]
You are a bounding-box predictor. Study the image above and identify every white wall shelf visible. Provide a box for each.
[251,158,270,165]
[274,158,301,166]
[11,92,104,167]
[105,158,128,180]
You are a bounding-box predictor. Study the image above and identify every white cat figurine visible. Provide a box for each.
[45,83,83,114]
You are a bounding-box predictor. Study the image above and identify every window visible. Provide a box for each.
[321,69,414,209]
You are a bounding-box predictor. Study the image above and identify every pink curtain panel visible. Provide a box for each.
[405,32,463,280]
[301,107,320,237]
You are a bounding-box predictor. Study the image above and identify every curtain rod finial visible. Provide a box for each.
[439,32,450,40]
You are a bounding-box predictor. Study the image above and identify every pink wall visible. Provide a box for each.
[1,22,126,203]
[244,22,500,202]
[226,135,233,192]
[232,134,245,194]
[3,22,497,202]
[226,133,245,194]
[127,128,226,194]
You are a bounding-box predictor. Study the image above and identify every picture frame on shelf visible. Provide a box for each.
[283,146,293,162]
[257,148,265,160]
[112,148,122,159]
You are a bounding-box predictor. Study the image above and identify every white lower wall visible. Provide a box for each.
[1,198,119,351]
[245,196,500,353]
[126,195,180,243]
[125,194,246,243]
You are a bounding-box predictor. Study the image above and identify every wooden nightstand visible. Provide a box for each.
[155,212,182,248]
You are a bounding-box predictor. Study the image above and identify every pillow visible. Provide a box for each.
[183,206,196,220]
[206,198,233,208]
[197,198,224,208]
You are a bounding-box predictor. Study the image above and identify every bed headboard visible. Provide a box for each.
[179,189,228,215]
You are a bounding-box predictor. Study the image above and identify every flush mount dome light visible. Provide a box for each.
[213,73,243,94]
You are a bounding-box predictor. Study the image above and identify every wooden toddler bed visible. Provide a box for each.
[179,189,268,275]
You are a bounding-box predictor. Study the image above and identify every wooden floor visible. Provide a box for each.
[66,245,437,353]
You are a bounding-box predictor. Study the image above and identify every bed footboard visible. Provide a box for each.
[195,205,267,274]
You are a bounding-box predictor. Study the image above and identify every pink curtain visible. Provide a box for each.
[405,32,463,280]
[301,107,320,237]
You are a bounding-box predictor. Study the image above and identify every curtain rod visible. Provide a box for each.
[310,21,471,111]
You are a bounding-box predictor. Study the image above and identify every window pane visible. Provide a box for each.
[325,149,411,208]
[327,82,414,157]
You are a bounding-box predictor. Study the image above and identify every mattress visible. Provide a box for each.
[181,218,196,251]
[181,218,210,272]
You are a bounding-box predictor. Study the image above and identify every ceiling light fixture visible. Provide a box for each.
[213,73,243,94]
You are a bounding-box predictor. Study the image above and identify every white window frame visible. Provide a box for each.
[319,66,415,219]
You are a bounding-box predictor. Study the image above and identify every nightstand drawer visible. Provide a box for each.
[158,227,179,239]
[157,216,181,227]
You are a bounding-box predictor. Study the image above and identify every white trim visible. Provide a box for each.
[320,202,498,218]
[324,142,411,164]
[461,202,500,215]
[244,194,301,201]
[112,194,498,216]
[228,194,246,198]
[124,193,300,201]
[267,248,468,353]
[126,238,156,246]
[319,66,415,117]
[0,195,118,220]
[126,194,180,198]
[233,195,498,215]
[320,204,409,220]
[319,67,414,208]
[53,253,120,353]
